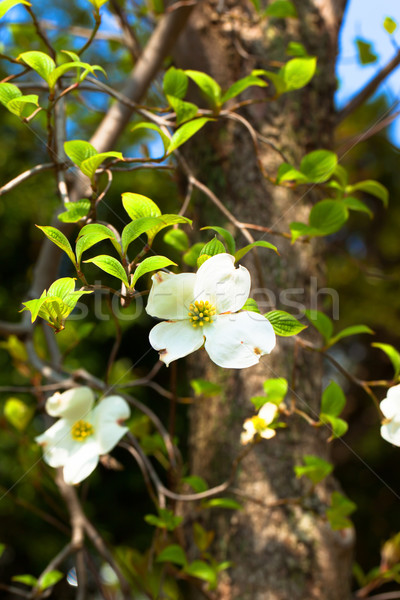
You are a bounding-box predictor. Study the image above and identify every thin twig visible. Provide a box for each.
[24,5,56,59]
[0,163,56,197]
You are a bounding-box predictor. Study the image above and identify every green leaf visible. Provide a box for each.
[241,298,260,314]
[286,41,308,57]
[163,228,189,252]
[300,150,338,183]
[193,522,214,552]
[168,118,213,154]
[321,381,346,417]
[0,82,21,105]
[198,237,226,264]
[308,200,348,234]
[7,94,39,117]
[185,70,222,109]
[294,455,333,484]
[145,509,183,531]
[131,256,176,289]
[0,543,5,558]
[58,200,91,223]
[202,498,243,510]
[289,222,316,242]
[320,414,348,439]
[163,66,188,99]
[86,0,110,8]
[221,75,267,104]
[384,17,397,34]
[39,570,63,591]
[64,140,97,167]
[0,0,31,19]
[17,51,55,85]
[156,545,187,567]
[265,0,297,18]
[84,255,129,287]
[80,151,123,180]
[167,95,198,125]
[131,122,170,155]
[76,224,120,265]
[328,324,374,347]
[20,296,47,323]
[250,395,272,410]
[4,398,33,431]
[263,377,288,403]
[201,226,235,255]
[183,242,204,267]
[190,379,222,397]
[182,475,208,493]
[332,164,348,187]
[345,179,388,208]
[184,561,217,587]
[342,196,373,218]
[235,240,278,262]
[356,39,378,65]
[122,192,161,220]
[12,574,38,587]
[121,216,163,253]
[265,310,306,337]
[372,343,400,378]
[277,162,308,184]
[48,61,105,90]
[304,309,333,342]
[281,57,317,91]
[326,491,356,530]
[253,69,287,96]
[36,225,76,267]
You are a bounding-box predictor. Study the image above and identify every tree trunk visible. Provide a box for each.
[175,1,354,598]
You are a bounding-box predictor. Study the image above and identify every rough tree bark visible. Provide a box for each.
[174,1,355,599]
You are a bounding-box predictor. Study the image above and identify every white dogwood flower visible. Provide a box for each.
[241,402,278,445]
[35,386,130,485]
[146,253,276,369]
[380,384,400,446]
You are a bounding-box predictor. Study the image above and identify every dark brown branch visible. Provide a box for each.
[337,49,400,123]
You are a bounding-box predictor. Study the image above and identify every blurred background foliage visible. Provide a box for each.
[0,0,400,594]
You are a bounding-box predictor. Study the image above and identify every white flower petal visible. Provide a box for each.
[63,441,100,485]
[46,387,95,420]
[36,419,76,468]
[146,272,196,320]
[204,311,276,369]
[381,421,400,447]
[380,385,400,420]
[93,395,131,454]
[260,428,276,440]
[258,402,278,425]
[194,254,250,314]
[149,320,204,366]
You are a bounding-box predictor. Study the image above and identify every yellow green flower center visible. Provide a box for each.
[71,419,94,442]
[188,300,217,328]
[252,416,267,432]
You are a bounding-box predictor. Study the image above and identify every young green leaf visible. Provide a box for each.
[264,0,297,18]
[221,74,267,104]
[167,118,213,154]
[286,41,308,57]
[201,226,236,255]
[342,196,373,218]
[182,475,208,493]
[281,56,317,91]
[163,66,188,99]
[183,242,204,267]
[156,545,187,566]
[263,377,288,402]
[183,561,217,587]
[372,343,400,379]
[308,200,348,234]
[163,228,189,252]
[131,256,176,289]
[265,310,307,337]
[294,455,333,484]
[277,162,308,184]
[253,69,286,95]
[121,216,163,253]
[241,298,261,314]
[86,0,110,8]
[190,379,222,397]
[36,225,76,267]
[17,51,56,86]
[84,255,129,287]
[320,414,348,440]
[384,16,397,34]
[304,309,333,342]
[193,522,214,552]
[356,39,378,65]
[76,224,120,265]
[289,222,316,243]
[4,398,34,431]
[345,179,389,208]
[321,381,346,417]
[328,324,374,347]
[326,491,356,530]
[167,95,198,125]
[144,509,183,531]
[80,151,123,181]
[234,240,278,262]
[12,574,38,587]
[0,0,31,19]
[48,61,105,90]
[20,296,48,323]
[0,82,21,105]
[7,94,39,117]
[58,200,91,223]
[300,150,338,183]
[122,192,161,220]
[198,237,226,263]
[185,70,222,109]
[64,140,97,167]
[39,570,63,591]
[202,498,243,510]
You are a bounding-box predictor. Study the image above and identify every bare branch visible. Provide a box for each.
[0,163,55,197]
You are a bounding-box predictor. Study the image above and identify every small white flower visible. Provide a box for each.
[146,253,276,369]
[35,387,130,485]
[241,402,278,445]
[380,384,400,446]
